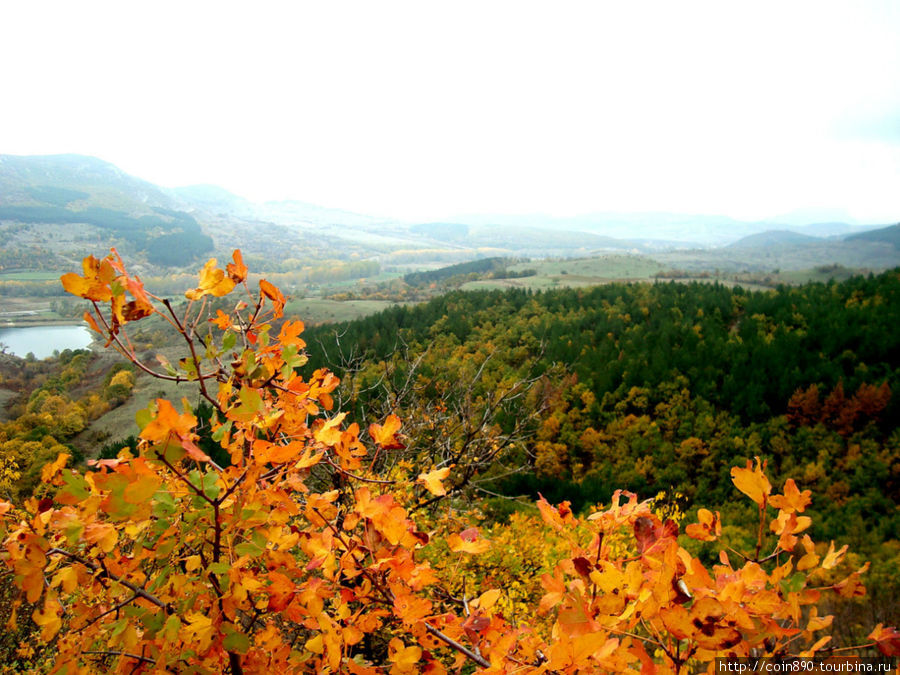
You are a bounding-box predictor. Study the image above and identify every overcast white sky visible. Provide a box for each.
[1,1,898,223]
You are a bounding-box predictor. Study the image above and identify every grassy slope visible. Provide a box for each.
[461,254,667,291]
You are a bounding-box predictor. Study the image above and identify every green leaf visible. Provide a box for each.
[201,472,220,500]
[180,357,198,380]
[208,562,230,575]
[148,566,172,593]
[205,331,217,360]
[188,470,220,500]
[222,331,236,353]
[211,421,232,443]
[57,471,89,503]
[135,406,153,431]
[152,490,176,517]
[148,439,185,464]
[223,630,251,654]
[230,387,263,423]
[162,615,182,643]
[234,530,267,557]
[110,617,128,638]
[234,540,264,557]
[140,609,165,637]
[779,573,806,594]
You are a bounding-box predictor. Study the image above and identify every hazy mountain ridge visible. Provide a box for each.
[0,154,176,212]
[727,230,821,248]
[845,223,900,249]
[1,153,897,274]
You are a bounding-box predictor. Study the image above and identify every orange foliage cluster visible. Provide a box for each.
[787,381,891,436]
[1,250,898,674]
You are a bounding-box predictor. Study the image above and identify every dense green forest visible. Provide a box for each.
[302,271,900,608]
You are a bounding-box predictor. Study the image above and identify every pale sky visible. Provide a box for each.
[1,1,898,223]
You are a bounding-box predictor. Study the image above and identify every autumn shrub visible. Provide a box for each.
[1,250,898,674]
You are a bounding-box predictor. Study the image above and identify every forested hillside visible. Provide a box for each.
[303,272,900,602]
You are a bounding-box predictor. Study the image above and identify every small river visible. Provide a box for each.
[0,325,93,359]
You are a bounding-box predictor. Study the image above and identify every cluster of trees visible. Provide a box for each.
[403,258,511,287]
[0,205,213,267]
[0,351,137,502]
[306,274,900,423]
[0,242,57,272]
[1,250,897,673]
[24,186,89,207]
[402,257,536,289]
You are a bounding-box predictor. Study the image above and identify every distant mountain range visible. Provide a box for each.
[0,153,896,274]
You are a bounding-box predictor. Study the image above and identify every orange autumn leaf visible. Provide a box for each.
[32,595,63,641]
[369,413,405,450]
[869,624,900,656]
[259,279,285,316]
[227,249,248,283]
[211,309,233,330]
[685,508,721,541]
[769,478,812,513]
[139,399,197,443]
[417,466,451,496]
[60,254,116,301]
[388,638,422,674]
[181,439,211,463]
[83,310,103,334]
[185,258,236,300]
[730,456,772,506]
[279,319,306,348]
[448,527,490,554]
[40,452,70,483]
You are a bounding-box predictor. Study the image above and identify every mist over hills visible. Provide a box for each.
[0,153,896,274]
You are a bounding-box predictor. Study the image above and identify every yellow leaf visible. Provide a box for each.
[730,456,771,506]
[296,448,324,470]
[50,567,78,593]
[314,413,347,447]
[305,633,325,654]
[474,588,501,612]
[448,528,490,554]
[388,638,422,673]
[186,259,236,300]
[822,541,848,570]
[184,612,215,651]
[41,453,70,483]
[32,595,62,641]
[417,467,451,496]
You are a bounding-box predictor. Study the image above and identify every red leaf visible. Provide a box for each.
[573,556,594,578]
[634,516,659,554]
[869,624,900,657]
[460,527,479,542]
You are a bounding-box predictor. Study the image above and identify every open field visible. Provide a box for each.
[0,271,62,281]
[508,254,667,278]
[0,297,74,326]
[461,254,668,291]
[283,297,403,324]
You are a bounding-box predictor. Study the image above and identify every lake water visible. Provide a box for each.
[0,325,93,359]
